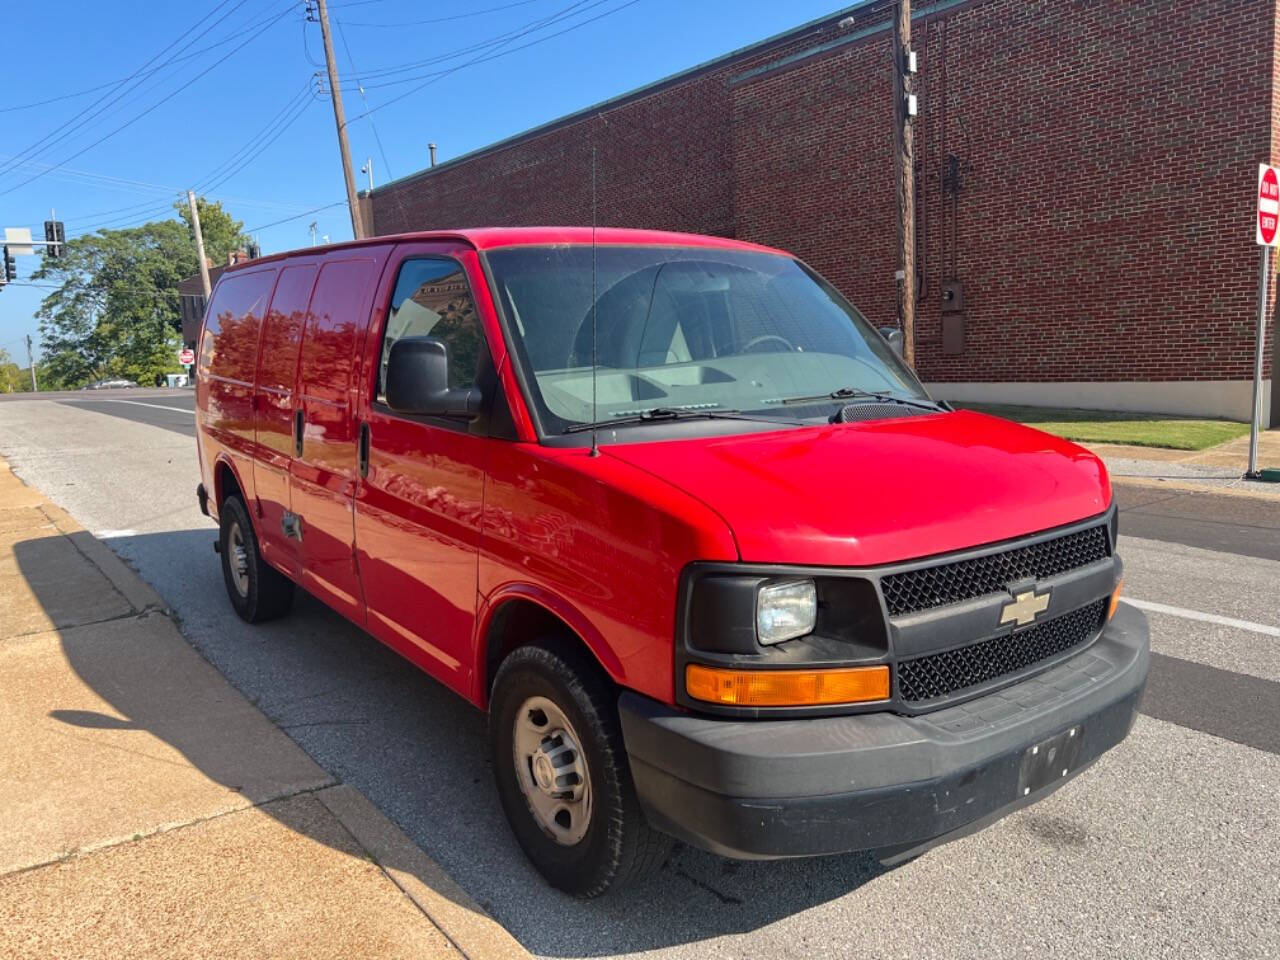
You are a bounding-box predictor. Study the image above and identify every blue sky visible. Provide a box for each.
[0,0,849,364]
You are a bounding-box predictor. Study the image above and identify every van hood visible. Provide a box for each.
[602,411,1111,567]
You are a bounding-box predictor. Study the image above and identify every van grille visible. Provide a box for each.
[896,599,1108,703]
[880,525,1110,617]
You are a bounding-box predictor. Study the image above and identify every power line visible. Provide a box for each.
[201,92,319,195]
[0,4,299,117]
[353,0,641,118]
[58,81,319,227]
[0,4,296,198]
[343,0,545,29]
[335,18,394,180]
[341,0,599,84]
[0,0,248,180]
[245,200,348,233]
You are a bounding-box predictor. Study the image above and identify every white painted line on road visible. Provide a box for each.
[66,398,194,415]
[94,529,138,539]
[1125,598,1280,638]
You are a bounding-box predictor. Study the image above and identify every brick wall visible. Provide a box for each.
[372,0,1278,386]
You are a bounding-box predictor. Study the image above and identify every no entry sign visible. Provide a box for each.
[1257,164,1279,245]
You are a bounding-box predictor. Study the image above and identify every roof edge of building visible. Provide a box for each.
[369,0,883,198]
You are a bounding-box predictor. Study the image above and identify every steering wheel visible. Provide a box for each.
[741,334,796,354]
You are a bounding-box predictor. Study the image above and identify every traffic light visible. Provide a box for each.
[43,220,65,258]
[2,246,15,283]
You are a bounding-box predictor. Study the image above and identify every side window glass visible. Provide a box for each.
[378,258,483,403]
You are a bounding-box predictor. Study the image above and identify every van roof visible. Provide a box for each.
[225,226,786,272]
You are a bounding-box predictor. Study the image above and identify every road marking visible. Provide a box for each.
[69,398,194,415]
[1125,598,1280,638]
[94,529,138,539]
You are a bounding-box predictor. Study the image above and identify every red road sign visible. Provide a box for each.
[179,348,195,366]
[1257,164,1279,246]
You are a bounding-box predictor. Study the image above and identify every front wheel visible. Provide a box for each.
[490,642,673,897]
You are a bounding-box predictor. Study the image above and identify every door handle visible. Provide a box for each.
[358,422,371,478]
[294,409,304,458]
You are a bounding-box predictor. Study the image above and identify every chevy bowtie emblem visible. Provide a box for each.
[1000,588,1051,627]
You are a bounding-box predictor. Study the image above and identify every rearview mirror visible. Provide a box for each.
[384,337,482,419]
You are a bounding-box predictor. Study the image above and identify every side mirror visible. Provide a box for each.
[878,326,904,357]
[385,337,482,419]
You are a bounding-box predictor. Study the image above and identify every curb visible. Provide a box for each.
[1111,475,1280,502]
[317,786,531,960]
[1,457,533,960]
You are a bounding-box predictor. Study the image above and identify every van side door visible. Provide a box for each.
[291,250,390,623]
[196,267,276,509]
[353,247,494,694]
[252,262,316,577]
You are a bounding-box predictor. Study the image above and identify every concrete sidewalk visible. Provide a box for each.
[0,457,529,960]
[1091,429,1280,500]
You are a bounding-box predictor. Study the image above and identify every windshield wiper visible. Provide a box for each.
[780,387,946,413]
[564,407,798,434]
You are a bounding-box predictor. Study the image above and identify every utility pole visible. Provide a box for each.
[316,0,365,239]
[26,334,37,392]
[892,0,917,368]
[187,190,212,300]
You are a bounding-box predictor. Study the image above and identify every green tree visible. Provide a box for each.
[0,347,25,393]
[31,198,249,388]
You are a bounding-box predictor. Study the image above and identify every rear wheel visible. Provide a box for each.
[490,641,673,897]
[218,495,293,623]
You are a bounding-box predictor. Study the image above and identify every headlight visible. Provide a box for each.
[756,579,817,645]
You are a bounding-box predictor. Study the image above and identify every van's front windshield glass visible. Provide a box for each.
[485,244,930,435]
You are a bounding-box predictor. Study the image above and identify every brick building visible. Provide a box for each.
[369,0,1279,426]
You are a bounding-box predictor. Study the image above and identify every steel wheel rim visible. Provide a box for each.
[512,695,592,846]
[228,521,250,597]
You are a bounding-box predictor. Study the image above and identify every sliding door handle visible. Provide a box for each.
[294,409,304,458]
[358,422,371,478]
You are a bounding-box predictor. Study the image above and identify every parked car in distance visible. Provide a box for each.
[194,228,1149,897]
[81,378,139,390]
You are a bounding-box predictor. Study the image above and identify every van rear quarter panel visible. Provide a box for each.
[197,266,280,509]
[476,443,739,706]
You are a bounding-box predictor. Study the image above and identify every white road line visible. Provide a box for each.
[94,529,138,539]
[1124,598,1280,638]
[69,398,194,415]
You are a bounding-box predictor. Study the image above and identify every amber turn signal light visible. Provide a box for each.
[1108,578,1124,620]
[685,663,891,707]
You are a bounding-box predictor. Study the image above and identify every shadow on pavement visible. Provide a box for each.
[18,527,889,957]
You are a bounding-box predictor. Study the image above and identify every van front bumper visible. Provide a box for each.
[619,604,1148,861]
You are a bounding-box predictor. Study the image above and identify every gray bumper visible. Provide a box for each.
[620,604,1149,860]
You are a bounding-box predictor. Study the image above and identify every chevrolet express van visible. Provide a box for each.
[195,227,1149,897]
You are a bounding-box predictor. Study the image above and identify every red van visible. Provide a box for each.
[195,228,1148,897]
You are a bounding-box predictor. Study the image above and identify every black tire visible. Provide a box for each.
[218,495,294,623]
[490,640,673,898]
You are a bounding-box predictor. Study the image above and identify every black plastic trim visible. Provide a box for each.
[622,603,1148,860]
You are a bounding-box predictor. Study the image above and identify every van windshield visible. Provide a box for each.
[485,245,929,435]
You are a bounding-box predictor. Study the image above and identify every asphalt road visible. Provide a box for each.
[1,391,1277,959]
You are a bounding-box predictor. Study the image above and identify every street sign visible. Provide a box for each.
[179,348,195,366]
[3,227,33,256]
[1249,163,1278,478]
[1257,164,1280,245]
